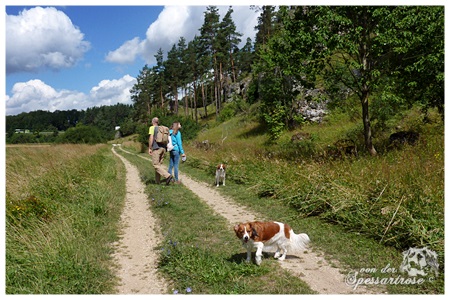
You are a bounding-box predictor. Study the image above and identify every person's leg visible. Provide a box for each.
[151,149,161,183]
[152,148,171,179]
[172,151,180,181]
[168,151,174,175]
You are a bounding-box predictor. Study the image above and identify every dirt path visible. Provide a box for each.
[115,146,374,294]
[111,147,167,294]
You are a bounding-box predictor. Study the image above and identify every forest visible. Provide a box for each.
[6,6,444,153]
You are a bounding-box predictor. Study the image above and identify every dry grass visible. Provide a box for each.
[6,144,125,294]
[6,144,103,200]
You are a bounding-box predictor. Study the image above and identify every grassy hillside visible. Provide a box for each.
[177,104,444,293]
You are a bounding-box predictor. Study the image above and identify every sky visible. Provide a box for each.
[3,1,261,116]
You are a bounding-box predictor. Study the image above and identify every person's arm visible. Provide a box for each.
[148,126,154,154]
[178,132,185,156]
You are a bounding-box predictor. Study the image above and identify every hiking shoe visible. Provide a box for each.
[166,175,173,185]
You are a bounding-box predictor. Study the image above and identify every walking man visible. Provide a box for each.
[148,117,173,185]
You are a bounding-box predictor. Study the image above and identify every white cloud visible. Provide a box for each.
[5,75,137,115]
[107,5,258,66]
[105,37,143,64]
[89,75,137,106]
[6,7,90,74]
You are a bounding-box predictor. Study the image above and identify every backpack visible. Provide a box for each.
[155,125,169,145]
[167,133,174,151]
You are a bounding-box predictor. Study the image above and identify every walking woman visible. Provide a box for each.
[168,121,186,184]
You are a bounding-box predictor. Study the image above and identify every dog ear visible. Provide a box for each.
[234,224,239,232]
[251,227,259,237]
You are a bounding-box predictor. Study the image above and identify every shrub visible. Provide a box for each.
[55,124,106,144]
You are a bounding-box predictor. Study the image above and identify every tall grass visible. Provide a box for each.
[5,144,125,294]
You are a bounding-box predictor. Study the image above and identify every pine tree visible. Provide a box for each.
[199,5,221,119]
[153,48,166,109]
[254,6,276,53]
[218,6,242,83]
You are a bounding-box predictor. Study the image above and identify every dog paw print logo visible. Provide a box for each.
[399,247,439,277]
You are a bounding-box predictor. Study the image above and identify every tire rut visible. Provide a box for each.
[112,147,167,294]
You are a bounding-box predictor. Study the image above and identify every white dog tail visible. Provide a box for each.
[289,230,310,251]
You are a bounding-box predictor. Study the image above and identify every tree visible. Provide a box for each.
[130,65,153,123]
[261,6,444,155]
[381,6,444,117]
[254,5,276,53]
[185,37,201,122]
[218,6,242,83]
[252,6,306,139]
[164,44,182,114]
[236,37,254,77]
[153,48,166,109]
[176,37,190,116]
[199,5,221,119]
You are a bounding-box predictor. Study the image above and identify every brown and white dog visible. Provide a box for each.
[215,164,226,187]
[234,221,310,265]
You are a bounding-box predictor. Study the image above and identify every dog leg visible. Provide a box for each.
[223,177,225,186]
[278,245,287,261]
[255,242,264,265]
[274,249,281,259]
[242,242,252,263]
[246,249,252,263]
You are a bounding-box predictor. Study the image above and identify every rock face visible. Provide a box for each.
[296,88,329,123]
[227,77,329,123]
[297,100,328,123]
[227,77,252,100]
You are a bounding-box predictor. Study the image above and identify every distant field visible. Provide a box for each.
[6,144,51,147]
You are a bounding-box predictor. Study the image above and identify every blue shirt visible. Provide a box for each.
[169,129,184,155]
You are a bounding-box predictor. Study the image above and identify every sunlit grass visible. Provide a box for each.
[180,107,444,294]
[6,145,125,294]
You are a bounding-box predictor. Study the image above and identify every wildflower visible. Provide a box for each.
[186,287,192,293]
[173,290,179,294]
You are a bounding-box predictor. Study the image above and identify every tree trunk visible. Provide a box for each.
[160,86,164,110]
[174,85,179,115]
[359,9,376,156]
[361,91,377,156]
[185,86,188,117]
[194,80,198,123]
[202,82,207,118]
[230,50,236,82]
[215,84,219,120]
[214,63,220,120]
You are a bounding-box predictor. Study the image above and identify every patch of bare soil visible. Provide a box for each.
[112,147,167,294]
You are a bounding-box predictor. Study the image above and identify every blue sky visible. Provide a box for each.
[4,2,260,116]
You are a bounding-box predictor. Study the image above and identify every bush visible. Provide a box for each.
[55,124,106,144]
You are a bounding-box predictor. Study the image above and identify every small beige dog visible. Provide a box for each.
[215,164,226,187]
